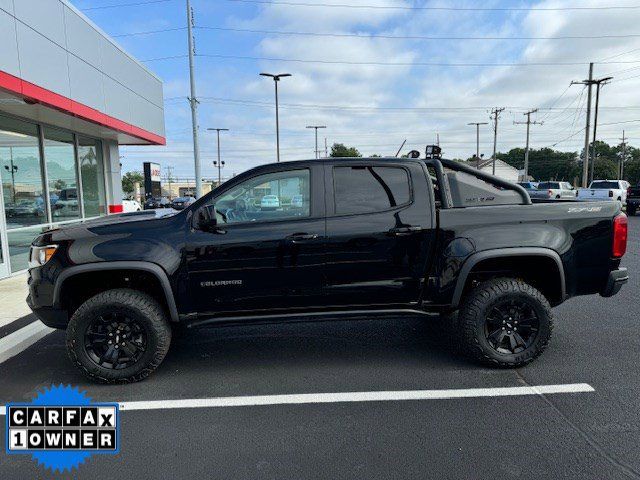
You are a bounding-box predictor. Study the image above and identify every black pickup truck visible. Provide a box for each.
[27,157,628,383]
[628,183,640,216]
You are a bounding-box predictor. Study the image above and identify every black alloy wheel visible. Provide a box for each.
[484,300,540,355]
[84,313,148,370]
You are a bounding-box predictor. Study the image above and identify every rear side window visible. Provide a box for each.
[333,166,411,215]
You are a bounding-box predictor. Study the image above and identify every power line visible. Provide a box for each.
[189,95,640,112]
[80,0,174,10]
[195,25,640,41]
[178,53,640,67]
[224,0,640,12]
[112,27,186,38]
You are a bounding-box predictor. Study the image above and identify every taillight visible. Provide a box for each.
[613,213,628,258]
[548,189,553,197]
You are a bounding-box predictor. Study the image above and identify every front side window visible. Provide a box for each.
[212,169,310,224]
[333,165,411,215]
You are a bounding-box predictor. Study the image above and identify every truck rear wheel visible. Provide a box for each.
[458,278,553,367]
[66,288,171,383]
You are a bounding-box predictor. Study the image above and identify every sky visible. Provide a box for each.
[74,0,640,181]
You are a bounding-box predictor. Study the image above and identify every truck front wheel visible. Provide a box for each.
[458,278,553,367]
[66,288,172,383]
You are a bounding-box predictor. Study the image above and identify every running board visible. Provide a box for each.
[186,308,434,329]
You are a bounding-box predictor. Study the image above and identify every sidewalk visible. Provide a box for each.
[0,273,53,364]
[0,274,31,327]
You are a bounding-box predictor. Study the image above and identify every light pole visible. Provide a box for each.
[306,125,326,159]
[468,122,488,169]
[207,128,229,185]
[260,73,291,162]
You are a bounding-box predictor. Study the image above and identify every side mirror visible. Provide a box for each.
[197,204,218,232]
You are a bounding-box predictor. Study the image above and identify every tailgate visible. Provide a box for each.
[578,189,611,200]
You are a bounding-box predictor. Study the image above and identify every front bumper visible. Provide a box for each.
[600,267,628,297]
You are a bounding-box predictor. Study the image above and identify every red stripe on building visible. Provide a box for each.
[0,70,165,146]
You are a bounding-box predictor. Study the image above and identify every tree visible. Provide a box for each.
[122,171,143,195]
[497,147,579,181]
[330,143,362,157]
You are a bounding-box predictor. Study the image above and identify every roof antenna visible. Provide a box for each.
[394,139,407,157]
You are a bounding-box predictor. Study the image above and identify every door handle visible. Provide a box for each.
[387,226,423,236]
[287,233,319,243]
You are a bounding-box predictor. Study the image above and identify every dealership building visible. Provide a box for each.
[0,0,165,279]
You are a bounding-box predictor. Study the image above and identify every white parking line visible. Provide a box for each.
[0,383,595,416]
[0,321,53,365]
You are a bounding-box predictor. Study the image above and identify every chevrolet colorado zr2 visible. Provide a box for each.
[26,157,629,383]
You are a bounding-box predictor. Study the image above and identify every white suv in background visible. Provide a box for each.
[536,181,576,200]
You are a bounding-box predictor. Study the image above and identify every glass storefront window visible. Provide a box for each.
[7,225,48,273]
[0,116,47,229]
[0,115,109,275]
[44,128,80,222]
[78,137,106,218]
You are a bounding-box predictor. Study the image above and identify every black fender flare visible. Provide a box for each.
[451,247,566,308]
[53,261,180,322]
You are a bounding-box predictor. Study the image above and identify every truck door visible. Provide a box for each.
[184,164,325,315]
[322,161,434,307]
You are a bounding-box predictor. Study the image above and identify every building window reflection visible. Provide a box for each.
[0,114,108,275]
[0,117,46,230]
[44,127,80,222]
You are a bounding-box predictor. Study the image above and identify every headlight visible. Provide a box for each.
[28,245,58,268]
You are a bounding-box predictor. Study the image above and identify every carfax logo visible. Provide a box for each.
[5,384,119,473]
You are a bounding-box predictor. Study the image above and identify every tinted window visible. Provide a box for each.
[590,181,619,189]
[333,166,411,215]
[538,182,560,189]
[212,169,310,224]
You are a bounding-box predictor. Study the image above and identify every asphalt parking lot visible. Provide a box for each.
[0,216,639,479]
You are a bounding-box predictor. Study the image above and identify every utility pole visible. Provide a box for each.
[514,109,543,180]
[324,137,328,158]
[166,165,174,198]
[619,130,627,178]
[572,63,593,188]
[589,76,612,184]
[468,122,488,169]
[490,108,505,175]
[207,128,229,185]
[186,0,202,198]
[260,73,292,162]
[306,125,326,159]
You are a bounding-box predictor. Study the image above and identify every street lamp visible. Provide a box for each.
[306,125,326,159]
[260,72,292,162]
[207,128,229,185]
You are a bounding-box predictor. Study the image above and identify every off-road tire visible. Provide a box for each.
[459,278,553,367]
[66,288,171,383]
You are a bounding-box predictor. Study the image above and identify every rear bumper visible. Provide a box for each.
[600,267,628,297]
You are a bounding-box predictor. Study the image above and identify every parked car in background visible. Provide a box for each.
[122,199,142,213]
[577,180,630,203]
[517,182,548,200]
[627,183,640,216]
[536,181,576,200]
[144,196,172,210]
[171,196,196,210]
[260,194,280,210]
[291,194,304,208]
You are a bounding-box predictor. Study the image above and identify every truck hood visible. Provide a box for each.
[35,208,179,244]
